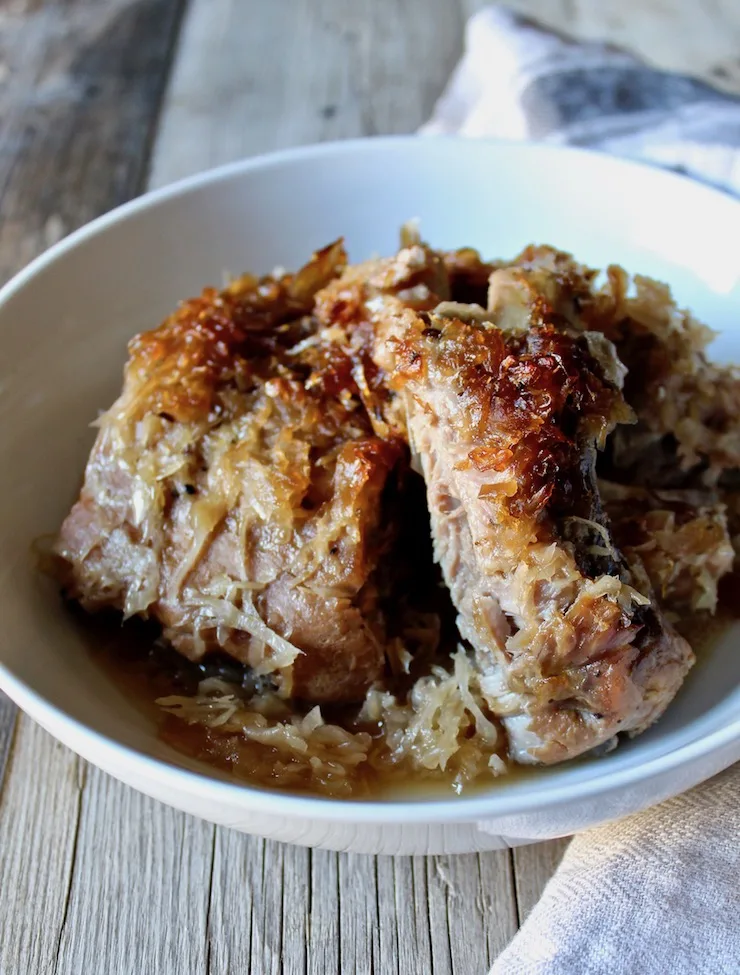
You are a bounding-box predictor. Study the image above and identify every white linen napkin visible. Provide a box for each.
[421,9,740,974]
[491,767,740,974]
[422,7,740,196]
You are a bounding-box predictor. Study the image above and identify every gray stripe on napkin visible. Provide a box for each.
[521,66,737,138]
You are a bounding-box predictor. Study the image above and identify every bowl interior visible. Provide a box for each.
[2,137,740,810]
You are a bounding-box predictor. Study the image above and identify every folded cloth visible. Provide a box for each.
[490,767,740,974]
[421,9,740,974]
[422,7,740,196]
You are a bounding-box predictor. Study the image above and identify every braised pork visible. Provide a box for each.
[56,243,403,703]
[361,254,694,764]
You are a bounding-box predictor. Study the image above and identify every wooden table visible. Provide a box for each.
[1,2,738,972]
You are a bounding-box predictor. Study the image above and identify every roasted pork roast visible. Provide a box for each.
[56,233,738,774]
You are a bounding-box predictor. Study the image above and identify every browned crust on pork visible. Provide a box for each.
[56,242,403,703]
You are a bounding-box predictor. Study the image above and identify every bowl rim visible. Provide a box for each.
[4,662,740,823]
[2,134,740,823]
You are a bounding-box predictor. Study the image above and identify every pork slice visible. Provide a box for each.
[56,243,402,703]
[370,295,694,764]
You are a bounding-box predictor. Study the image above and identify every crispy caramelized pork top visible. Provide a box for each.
[505,245,740,484]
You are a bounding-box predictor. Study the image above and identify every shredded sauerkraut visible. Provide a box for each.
[157,649,507,797]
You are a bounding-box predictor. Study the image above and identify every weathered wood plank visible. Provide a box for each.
[203,840,519,975]
[478,852,522,960]
[219,834,286,975]
[425,854,519,974]
[338,852,382,974]
[149,0,465,187]
[306,850,341,975]
[53,770,214,975]
[0,692,16,789]
[0,0,186,282]
[0,1,188,973]
[376,857,434,975]
[0,721,85,975]
[512,838,571,922]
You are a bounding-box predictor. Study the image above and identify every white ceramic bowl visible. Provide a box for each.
[2,137,740,855]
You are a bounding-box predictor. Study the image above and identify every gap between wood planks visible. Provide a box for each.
[51,762,87,969]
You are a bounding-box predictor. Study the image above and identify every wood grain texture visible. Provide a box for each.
[2,0,739,972]
[0,721,84,975]
[0,692,16,789]
[202,841,518,975]
[0,0,185,282]
[513,838,571,921]
[149,0,464,187]
[427,854,518,972]
[53,771,214,975]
